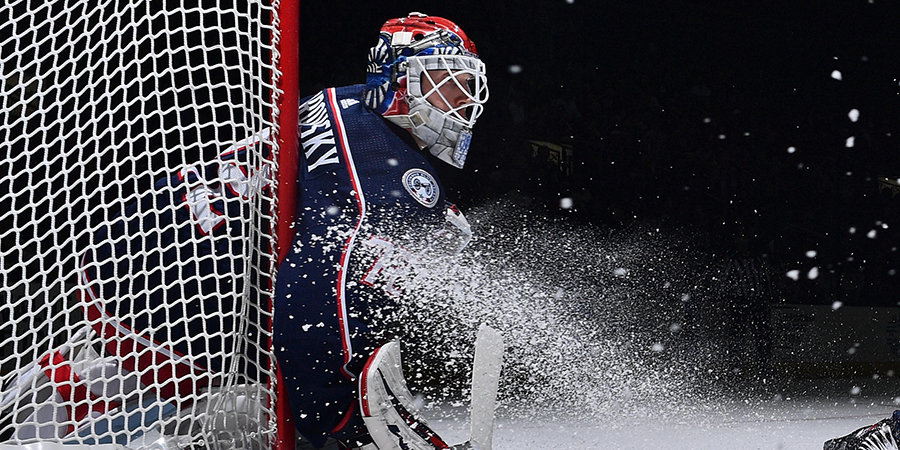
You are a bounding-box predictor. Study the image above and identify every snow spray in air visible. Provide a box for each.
[384,196,730,422]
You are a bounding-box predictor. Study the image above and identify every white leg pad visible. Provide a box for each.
[359,342,451,450]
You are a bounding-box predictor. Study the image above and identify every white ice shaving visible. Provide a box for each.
[371,197,730,423]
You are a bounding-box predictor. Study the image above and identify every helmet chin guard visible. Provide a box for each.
[364,12,488,168]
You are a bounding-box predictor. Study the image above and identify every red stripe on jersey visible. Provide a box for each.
[358,345,381,418]
[325,88,366,380]
[329,399,357,434]
[79,262,207,403]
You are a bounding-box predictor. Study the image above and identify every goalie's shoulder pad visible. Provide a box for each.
[359,341,450,450]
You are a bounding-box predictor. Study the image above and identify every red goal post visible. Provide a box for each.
[0,0,299,448]
[272,1,300,448]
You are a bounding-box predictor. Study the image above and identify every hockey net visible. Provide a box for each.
[0,1,297,448]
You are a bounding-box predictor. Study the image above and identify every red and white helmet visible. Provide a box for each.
[364,12,489,168]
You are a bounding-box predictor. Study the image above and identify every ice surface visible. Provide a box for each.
[428,391,896,449]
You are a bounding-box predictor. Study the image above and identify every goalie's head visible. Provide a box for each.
[364,12,489,169]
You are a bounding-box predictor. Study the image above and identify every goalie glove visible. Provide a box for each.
[358,341,452,450]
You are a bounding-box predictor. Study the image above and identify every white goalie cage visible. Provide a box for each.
[0,1,296,448]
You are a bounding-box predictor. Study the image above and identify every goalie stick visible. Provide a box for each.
[455,325,504,450]
[359,325,504,450]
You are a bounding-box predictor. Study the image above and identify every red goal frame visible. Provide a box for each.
[273,0,299,447]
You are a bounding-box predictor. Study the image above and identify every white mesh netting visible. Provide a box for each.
[0,1,284,448]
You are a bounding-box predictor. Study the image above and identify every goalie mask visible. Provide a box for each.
[364,12,489,168]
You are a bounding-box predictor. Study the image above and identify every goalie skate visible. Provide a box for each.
[824,411,900,450]
[0,327,266,449]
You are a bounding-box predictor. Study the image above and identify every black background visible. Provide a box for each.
[299,1,900,307]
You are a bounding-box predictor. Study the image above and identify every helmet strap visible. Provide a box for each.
[389,61,408,92]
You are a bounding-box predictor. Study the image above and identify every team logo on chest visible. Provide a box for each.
[401,169,440,208]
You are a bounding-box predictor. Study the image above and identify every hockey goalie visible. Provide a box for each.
[1,12,494,450]
[271,12,487,449]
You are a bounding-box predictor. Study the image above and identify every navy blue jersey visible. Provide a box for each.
[79,132,271,401]
[273,85,469,446]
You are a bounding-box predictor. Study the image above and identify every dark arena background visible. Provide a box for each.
[0,1,898,447]
[300,0,900,406]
